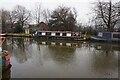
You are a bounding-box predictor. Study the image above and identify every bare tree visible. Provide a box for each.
[12,5,31,32]
[34,3,42,24]
[1,9,11,33]
[9,11,16,32]
[42,9,51,24]
[93,0,120,32]
[73,8,77,20]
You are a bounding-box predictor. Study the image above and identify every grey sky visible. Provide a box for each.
[0,0,119,24]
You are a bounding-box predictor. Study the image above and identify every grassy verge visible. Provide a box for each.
[6,33,32,37]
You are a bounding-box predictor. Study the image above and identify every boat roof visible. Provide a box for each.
[99,32,120,34]
[36,31,79,33]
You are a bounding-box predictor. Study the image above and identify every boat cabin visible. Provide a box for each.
[97,32,120,40]
[34,31,81,37]
[33,31,84,40]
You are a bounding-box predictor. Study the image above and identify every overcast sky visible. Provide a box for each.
[0,0,119,24]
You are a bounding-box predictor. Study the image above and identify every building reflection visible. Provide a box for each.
[48,46,76,64]
[35,40,81,66]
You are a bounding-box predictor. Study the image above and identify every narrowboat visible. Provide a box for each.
[90,32,120,42]
[32,31,87,41]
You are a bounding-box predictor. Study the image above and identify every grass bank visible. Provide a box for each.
[5,33,32,37]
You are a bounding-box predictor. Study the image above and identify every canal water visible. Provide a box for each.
[2,37,119,78]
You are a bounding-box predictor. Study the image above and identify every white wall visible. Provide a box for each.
[51,33,56,36]
[60,33,62,36]
[67,33,71,36]
[42,32,46,35]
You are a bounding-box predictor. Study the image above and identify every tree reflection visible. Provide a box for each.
[3,38,119,78]
[35,41,44,66]
[12,38,32,63]
[48,46,76,66]
[92,43,118,77]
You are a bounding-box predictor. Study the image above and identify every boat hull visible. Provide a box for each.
[90,36,120,43]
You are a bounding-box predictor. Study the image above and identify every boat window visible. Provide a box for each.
[63,33,66,36]
[38,32,42,36]
[113,34,120,39]
[56,33,60,36]
[98,32,103,37]
[46,32,51,36]
[73,32,79,36]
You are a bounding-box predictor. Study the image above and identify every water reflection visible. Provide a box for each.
[48,46,75,66]
[4,37,33,63]
[91,43,118,77]
[3,37,119,78]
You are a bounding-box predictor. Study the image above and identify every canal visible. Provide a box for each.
[2,37,119,78]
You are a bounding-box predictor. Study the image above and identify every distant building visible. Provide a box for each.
[24,25,29,34]
[28,22,48,33]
